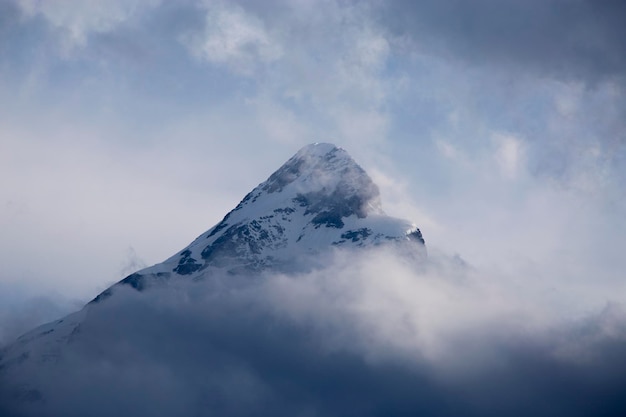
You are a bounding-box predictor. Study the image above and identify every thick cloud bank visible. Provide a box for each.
[382,0,626,83]
[2,248,626,417]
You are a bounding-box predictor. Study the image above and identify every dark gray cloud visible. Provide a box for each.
[381,0,626,83]
[2,251,626,417]
[374,0,626,198]
[0,0,19,41]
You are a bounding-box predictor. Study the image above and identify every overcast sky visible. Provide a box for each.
[1,0,626,343]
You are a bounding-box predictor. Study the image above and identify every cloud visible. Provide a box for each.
[0,283,80,347]
[492,132,524,180]
[376,0,626,195]
[381,0,626,84]
[118,246,147,277]
[0,1,404,303]
[182,2,282,75]
[15,0,162,49]
[2,248,626,416]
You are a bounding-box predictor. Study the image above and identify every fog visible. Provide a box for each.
[2,247,626,417]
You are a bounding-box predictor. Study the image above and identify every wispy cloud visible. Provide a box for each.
[182,2,282,75]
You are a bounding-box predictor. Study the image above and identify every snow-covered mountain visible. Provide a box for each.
[0,143,425,416]
[95,142,424,300]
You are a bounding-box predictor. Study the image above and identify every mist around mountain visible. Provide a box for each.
[1,144,626,417]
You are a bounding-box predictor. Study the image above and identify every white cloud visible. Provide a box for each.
[244,95,313,145]
[183,2,282,75]
[0,126,242,299]
[553,81,584,117]
[435,139,460,160]
[17,0,161,49]
[4,247,626,416]
[492,132,524,180]
[368,167,441,237]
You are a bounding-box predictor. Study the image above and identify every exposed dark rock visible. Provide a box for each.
[89,289,112,304]
[202,223,264,265]
[311,211,344,228]
[408,229,425,245]
[341,228,372,242]
[274,207,295,214]
[207,221,229,238]
[174,249,203,275]
[120,273,145,291]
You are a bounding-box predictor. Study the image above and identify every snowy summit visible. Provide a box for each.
[95,142,425,298]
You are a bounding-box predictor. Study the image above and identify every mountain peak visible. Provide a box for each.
[93,143,425,293]
[258,142,383,217]
[296,142,341,157]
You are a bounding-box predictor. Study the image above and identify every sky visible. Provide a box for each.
[2,1,626,415]
[1,0,626,346]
